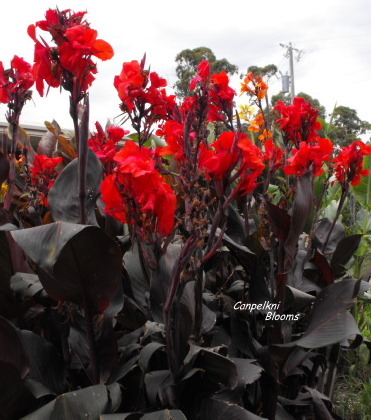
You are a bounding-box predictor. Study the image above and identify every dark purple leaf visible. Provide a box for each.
[179,281,216,334]
[141,410,187,420]
[223,233,270,303]
[48,148,102,226]
[281,347,315,379]
[144,370,173,406]
[150,242,181,323]
[225,205,255,244]
[123,244,151,319]
[300,387,334,420]
[200,398,267,419]
[0,317,29,378]
[10,273,47,302]
[314,218,344,254]
[275,403,296,420]
[313,250,334,285]
[21,384,120,419]
[184,344,238,389]
[11,222,122,314]
[230,358,262,385]
[331,234,363,278]
[0,152,9,185]
[284,286,315,312]
[0,361,35,420]
[265,200,291,242]
[283,278,360,348]
[284,171,313,272]
[100,414,141,420]
[0,226,33,317]
[20,330,64,395]
[138,342,165,372]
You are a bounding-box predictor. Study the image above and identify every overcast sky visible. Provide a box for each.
[1,0,371,133]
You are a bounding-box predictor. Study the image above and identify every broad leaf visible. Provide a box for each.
[150,242,181,323]
[200,398,267,419]
[21,330,64,395]
[141,410,187,420]
[0,317,29,378]
[284,171,313,271]
[314,218,344,254]
[0,361,35,420]
[265,200,291,242]
[284,286,315,312]
[10,272,47,302]
[184,344,238,389]
[20,384,121,420]
[11,222,122,314]
[331,234,362,278]
[48,149,102,225]
[283,278,361,348]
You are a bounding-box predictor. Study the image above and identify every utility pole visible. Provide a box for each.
[279,43,303,103]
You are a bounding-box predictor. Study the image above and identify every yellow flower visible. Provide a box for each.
[0,182,9,202]
[237,104,256,122]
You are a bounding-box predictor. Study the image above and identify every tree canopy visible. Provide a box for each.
[327,105,371,146]
[174,47,238,99]
[247,64,278,80]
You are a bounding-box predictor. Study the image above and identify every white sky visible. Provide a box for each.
[1,0,371,133]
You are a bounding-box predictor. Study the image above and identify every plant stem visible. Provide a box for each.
[78,95,89,225]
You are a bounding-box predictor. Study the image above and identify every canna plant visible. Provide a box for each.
[0,7,370,420]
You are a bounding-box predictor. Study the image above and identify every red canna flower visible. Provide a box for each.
[29,154,63,206]
[29,8,114,96]
[200,131,239,179]
[0,56,34,105]
[30,155,63,186]
[199,131,265,195]
[156,120,196,161]
[263,139,284,171]
[333,140,371,186]
[88,122,129,164]
[274,97,322,146]
[114,58,174,143]
[101,141,176,236]
[284,137,334,177]
[101,173,127,223]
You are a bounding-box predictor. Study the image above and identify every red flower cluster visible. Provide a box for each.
[30,155,63,206]
[274,97,322,145]
[200,131,265,194]
[114,59,176,119]
[156,120,189,161]
[263,139,284,171]
[28,8,114,96]
[30,155,63,186]
[88,122,129,164]
[333,140,371,186]
[189,60,236,124]
[0,56,34,104]
[284,137,334,177]
[101,141,176,236]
